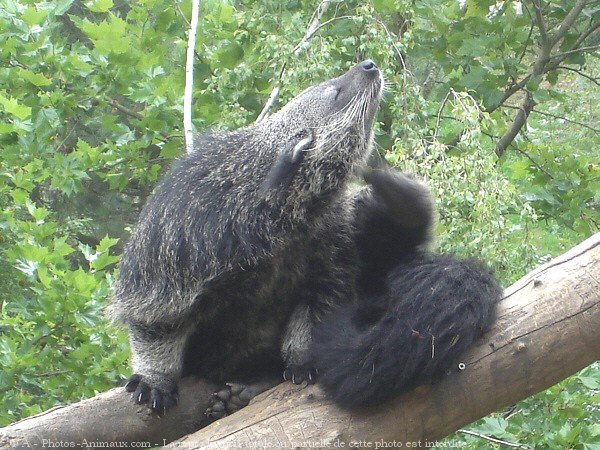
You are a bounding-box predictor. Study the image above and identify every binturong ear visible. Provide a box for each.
[263,130,314,191]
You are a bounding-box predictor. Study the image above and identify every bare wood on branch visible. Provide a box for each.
[1,232,598,447]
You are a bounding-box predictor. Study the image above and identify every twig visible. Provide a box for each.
[106,98,143,120]
[256,0,333,122]
[557,65,600,87]
[512,143,556,180]
[374,17,414,115]
[32,370,71,378]
[256,86,281,124]
[105,98,174,141]
[174,1,190,28]
[183,0,200,153]
[373,18,412,79]
[291,15,352,54]
[434,90,453,140]
[480,129,555,180]
[570,20,600,50]
[503,104,599,133]
[549,44,600,60]
[518,21,536,64]
[458,429,530,449]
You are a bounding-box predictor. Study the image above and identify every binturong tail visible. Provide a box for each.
[310,252,503,409]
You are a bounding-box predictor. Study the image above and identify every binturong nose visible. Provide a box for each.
[360,60,378,72]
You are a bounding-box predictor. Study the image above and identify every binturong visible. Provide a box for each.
[108,60,502,417]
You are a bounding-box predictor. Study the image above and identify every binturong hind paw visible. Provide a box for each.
[124,373,178,416]
[283,364,317,385]
[205,381,277,420]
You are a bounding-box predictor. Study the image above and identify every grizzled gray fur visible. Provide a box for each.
[109,61,385,414]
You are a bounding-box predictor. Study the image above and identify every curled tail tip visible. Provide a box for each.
[312,255,502,409]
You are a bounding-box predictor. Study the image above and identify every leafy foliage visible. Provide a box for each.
[0,0,597,446]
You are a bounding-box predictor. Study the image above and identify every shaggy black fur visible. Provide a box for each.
[310,169,502,409]
[111,61,502,415]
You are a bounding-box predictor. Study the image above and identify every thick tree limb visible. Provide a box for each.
[0,378,218,449]
[494,91,536,156]
[171,232,600,448]
[1,233,598,448]
[549,0,587,49]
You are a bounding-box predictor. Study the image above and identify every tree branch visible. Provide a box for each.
[255,0,332,123]
[571,20,600,50]
[503,104,600,133]
[183,0,200,153]
[557,65,600,87]
[170,233,600,448]
[494,91,536,156]
[549,0,588,49]
[549,44,600,60]
[106,98,143,120]
[480,129,556,180]
[518,21,536,64]
[2,234,598,448]
[532,0,549,49]
[457,429,530,449]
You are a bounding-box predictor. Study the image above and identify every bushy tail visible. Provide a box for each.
[311,253,502,409]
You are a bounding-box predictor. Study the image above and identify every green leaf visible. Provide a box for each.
[53,0,76,16]
[372,0,397,12]
[216,43,244,69]
[85,0,114,13]
[22,7,48,26]
[78,243,95,263]
[481,89,504,110]
[578,376,600,390]
[11,189,29,205]
[525,75,543,91]
[25,201,50,222]
[0,94,32,120]
[18,69,52,87]
[90,253,119,271]
[532,89,550,104]
[74,15,131,55]
[53,238,75,258]
[160,140,183,159]
[465,0,490,18]
[546,71,559,86]
[96,236,119,253]
[217,4,235,23]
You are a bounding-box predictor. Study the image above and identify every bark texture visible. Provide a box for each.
[1,233,598,449]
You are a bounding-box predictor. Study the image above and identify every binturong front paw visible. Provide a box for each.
[283,364,317,385]
[124,373,179,416]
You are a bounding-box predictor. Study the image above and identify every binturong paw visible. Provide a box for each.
[283,364,317,385]
[205,381,278,420]
[124,373,179,416]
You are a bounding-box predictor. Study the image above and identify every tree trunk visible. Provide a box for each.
[1,233,598,449]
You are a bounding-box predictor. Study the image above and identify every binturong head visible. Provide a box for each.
[261,60,384,194]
